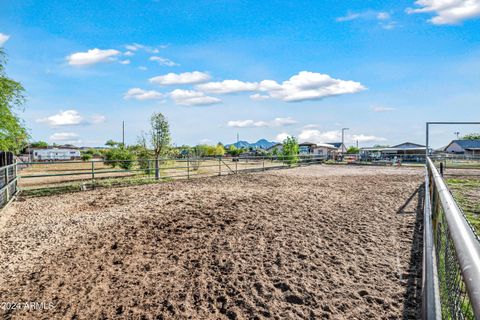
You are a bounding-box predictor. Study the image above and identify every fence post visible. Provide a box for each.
[91,161,95,189]
[218,158,221,176]
[187,156,190,179]
[263,157,265,171]
[4,167,9,203]
[235,158,238,174]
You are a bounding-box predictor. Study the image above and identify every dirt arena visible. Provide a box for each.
[0,165,424,319]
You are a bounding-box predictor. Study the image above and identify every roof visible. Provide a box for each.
[448,140,480,150]
[391,142,425,149]
[298,142,317,147]
[326,142,343,148]
[315,143,337,149]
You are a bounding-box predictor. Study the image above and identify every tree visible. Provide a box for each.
[462,133,480,140]
[105,139,121,148]
[30,141,48,148]
[0,49,29,153]
[149,112,171,179]
[346,146,360,154]
[282,136,299,165]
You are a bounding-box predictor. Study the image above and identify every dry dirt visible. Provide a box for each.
[0,165,424,319]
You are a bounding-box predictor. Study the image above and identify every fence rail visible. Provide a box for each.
[0,162,18,210]
[424,157,480,319]
[17,154,326,193]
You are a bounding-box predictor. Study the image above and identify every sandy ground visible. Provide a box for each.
[0,165,423,319]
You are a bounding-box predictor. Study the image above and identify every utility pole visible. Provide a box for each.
[454,131,460,139]
[122,121,125,147]
[341,128,349,153]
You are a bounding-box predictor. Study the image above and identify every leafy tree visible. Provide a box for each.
[214,143,225,157]
[462,133,480,140]
[149,112,171,179]
[105,139,121,148]
[346,146,360,154]
[0,49,29,153]
[282,136,299,165]
[227,145,243,156]
[30,141,48,148]
[81,154,92,161]
[104,147,135,169]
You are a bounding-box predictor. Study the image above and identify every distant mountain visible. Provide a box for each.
[226,139,277,150]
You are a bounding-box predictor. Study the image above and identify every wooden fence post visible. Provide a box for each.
[218,158,221,176]
[187,156,190,179]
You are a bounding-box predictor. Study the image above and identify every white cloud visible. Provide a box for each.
[351,134,387,143]
[124,51,134,56]
[123,88,164,101]
[227,117,297,128]
[196,80,259,94]
[407,0,480,25]
[37,110,84,126]
[49,132,80,143]
[372,106,396,112]
[149,56,179,66]
[90,114,106,124]
[125,43,161,53]
[257,71,366,102]
[298,129,386,144]
[377,12,391,20]
[0,33,10,46]
[299,130,342,143]
[150,71,211,86]
[336,12,361,22]
[275,132,290,142]
[37,110,106,126]
[119,59,131,65]
[138,66,148,71]
[250,93,271,101]
[67,48,121,66]
[336,10,391,22]
[170,89,221,106]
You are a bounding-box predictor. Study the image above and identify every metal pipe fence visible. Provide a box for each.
[18,154,326,193]
[0,162,18,210]
[424,157,480,319]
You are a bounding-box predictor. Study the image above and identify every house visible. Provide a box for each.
[266,143,283,154]
[361,142,426,162]
[298,142,337,157]
[444,140,480,156]
[298,142,317,154]
[32,148,81,161]
[326,142,347,154]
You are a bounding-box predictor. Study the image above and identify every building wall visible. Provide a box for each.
[445,142,465,154]
[32,149,81,160]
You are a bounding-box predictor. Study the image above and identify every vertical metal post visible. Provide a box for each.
[235,157,238,174]
[147,160,151,179]
[218,158,221,176]
[91,161,95,189]
[263,157,265,171]
[187,156,190,179]
[4,167,9,203]
[426,123,429,164]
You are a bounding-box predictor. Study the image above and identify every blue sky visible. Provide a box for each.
[1,0,480,148]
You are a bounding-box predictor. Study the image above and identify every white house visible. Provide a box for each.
[444,140,480,156]
[32,148,81,161]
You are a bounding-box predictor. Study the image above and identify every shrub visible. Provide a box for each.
[81,154,92,161]
[104,147,136,170]
[282,136,299,166]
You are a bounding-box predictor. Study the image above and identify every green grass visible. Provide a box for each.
[446,178,480,234]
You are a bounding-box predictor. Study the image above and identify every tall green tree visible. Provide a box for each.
[0,49,29,153]
[149,112,171,179]
[282,136,299,165]
[462,133,480,140]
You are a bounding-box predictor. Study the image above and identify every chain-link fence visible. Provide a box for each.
[424,157,480,319]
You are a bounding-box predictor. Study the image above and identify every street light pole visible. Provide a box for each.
[341,128,349,153]
[454,131,460,139]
